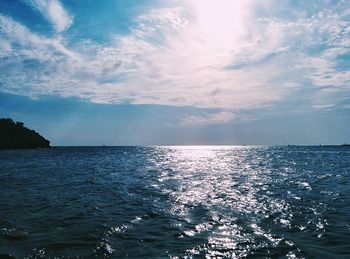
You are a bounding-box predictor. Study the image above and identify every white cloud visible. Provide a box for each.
[0,14,80,95]
[0,39,12,53]
[23,0,73,32]
[312,104,335,109]
[0,0,350,124]
[180,111,236,126]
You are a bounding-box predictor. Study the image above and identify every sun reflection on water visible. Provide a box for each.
[1,146,348,257]
[148,146,298,257]
[91,145,334,258]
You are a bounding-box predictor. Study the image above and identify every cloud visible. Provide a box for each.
[0,39,12,53]
[0,0,349,124]
[23,0,73,32]
[312,104,335,109]
[180,111,236,126]
[0,14,79,94]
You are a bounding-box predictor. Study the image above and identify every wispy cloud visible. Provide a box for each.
[23,0,73,32]
[180,111,236,126]
[0,0,349,125]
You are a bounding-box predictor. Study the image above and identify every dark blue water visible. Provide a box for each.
[0,146,349,258]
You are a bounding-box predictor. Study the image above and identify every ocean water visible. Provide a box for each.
[0,146,349,258]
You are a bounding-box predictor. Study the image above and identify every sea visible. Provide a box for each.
[0,146,349,258]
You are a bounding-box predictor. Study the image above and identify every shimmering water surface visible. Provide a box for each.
[0,146,349,258]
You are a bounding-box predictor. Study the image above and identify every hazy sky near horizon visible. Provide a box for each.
[0,0,349,145]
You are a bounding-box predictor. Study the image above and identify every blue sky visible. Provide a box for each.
[0,0,349,145]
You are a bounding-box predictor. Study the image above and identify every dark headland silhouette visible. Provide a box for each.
[0,118,50,149]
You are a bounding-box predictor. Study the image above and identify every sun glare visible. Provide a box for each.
[191,0,247,46]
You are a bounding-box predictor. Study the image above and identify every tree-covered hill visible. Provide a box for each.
[0,118,50,149]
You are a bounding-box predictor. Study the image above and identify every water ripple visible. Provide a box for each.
[0,146,349,257]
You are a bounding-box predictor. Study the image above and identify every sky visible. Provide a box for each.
[0,0,349,145]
